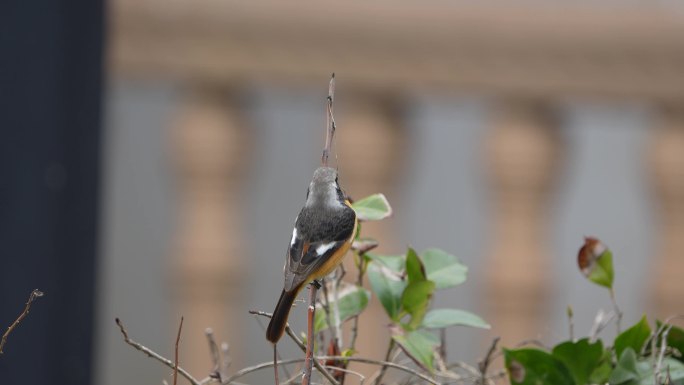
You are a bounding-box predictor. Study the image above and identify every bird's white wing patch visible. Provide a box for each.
[315,242,336,256]
[290,228,297,246]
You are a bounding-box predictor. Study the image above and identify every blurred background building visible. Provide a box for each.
[3,1,683,385]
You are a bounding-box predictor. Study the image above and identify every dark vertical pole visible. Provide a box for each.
[0,0,104,384]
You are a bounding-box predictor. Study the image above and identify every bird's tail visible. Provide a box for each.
[266,289,298,343]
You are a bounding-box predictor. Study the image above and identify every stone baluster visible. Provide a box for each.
[482,100,563,346]
[648,106,684,319]
[335,92,407,369]
[170,87,251,373]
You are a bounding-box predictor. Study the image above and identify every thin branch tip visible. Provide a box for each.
[1,288,45,354]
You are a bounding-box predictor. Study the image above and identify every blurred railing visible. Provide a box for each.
[110,0,684,377]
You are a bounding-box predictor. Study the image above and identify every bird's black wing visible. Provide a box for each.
[282,206,355,292]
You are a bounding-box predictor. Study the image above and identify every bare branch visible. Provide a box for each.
[302,281,321,385]
[205,328,221,379]
[609,288,622,333]
[373,338,396,385]
[478,337,500,385]
[174,317,184,385]
[248,310,340,385]
[115,318,201,385]
[589,309,616,342]
[322,73,336,167]
[323,365,366,385]
[0,289,44,354]
[224,356,440,385]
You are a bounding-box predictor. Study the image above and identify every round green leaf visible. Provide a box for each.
[421,308,490,330]
[391,329,440,372]
[551,338,604,385]
[401,280,435,329]
[421,248,467,289]
[614,315,651,360]
[351,194,392,221]
[504,348,576,385]
[367,254,406,320]
[314,285,371,334]
[587,249,614,289]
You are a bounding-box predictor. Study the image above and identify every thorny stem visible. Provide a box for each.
[0,289,44,354]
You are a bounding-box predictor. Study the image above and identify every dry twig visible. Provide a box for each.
[248,310,340,385]
[373,339,396,385]
[321,73,336,167]
[477,337,500,385]
[224,356,440,385]
[0,289,44,354]
[115,318,201,385]
[174,317,184,385]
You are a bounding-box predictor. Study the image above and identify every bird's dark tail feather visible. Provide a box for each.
[267,289,297,343]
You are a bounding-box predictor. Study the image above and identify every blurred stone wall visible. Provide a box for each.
[96,2,684,384]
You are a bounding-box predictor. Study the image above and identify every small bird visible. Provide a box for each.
[266,166,357,343]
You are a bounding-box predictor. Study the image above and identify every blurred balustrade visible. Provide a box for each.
[171,87,251,372]
[109,0,684,379]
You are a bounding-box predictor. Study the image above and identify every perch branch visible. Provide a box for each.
[248,310,340,385]
[115,318,201,385]
[0,289,44,354]
[302,281,321,385]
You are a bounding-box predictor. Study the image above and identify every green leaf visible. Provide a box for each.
[405,247,426,283]
[366,254,406,320]
[614,315,651,359]
[656,320,684,364]
[588,348,612,384]
[551,338,604,385]
[588,249,614,289]
[504,348,575,385]
[314,285,371,334]
[392,329,440,372]
[609,348,641,384]
[401,280,435,329]
[352,193,392,221]
[421,308,490,330]
[421,248,467,289]
[610,347,684,385]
